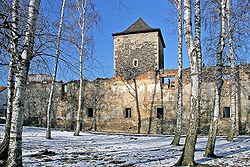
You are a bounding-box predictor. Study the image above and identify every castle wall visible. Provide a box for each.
[23,65,250,135]
[24,81,63,127]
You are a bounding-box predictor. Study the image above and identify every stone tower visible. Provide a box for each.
[112,18,165,79]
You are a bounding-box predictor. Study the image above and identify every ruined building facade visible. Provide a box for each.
[24,18,250,135]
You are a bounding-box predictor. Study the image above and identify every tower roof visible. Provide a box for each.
[122,18,154,33]
[112,18,165,48]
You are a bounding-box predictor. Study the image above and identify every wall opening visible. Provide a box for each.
[161,76,176,88]
[62,84,68,93]
[87,108,94,117]
[61,84,68,100]
[157,107,164,119]
[133,59,138,67]
[124,108,131,118]
[223,107,230,118]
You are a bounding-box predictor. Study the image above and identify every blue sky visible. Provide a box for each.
[91,0,189,79]
[38,0,248,82]
[2,0,187,85]
[0,0,249,85]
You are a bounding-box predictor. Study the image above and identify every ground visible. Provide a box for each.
[0,125,249,166]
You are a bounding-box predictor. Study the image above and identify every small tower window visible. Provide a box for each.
[62,84,67,93]
[133,59,138,67]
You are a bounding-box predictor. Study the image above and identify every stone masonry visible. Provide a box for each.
[23,18,250,135]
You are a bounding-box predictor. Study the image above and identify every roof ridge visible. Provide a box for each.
[122,18,154,33]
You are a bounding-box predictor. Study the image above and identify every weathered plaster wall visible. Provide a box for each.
[23,65,250,135]
[24,81,63,127]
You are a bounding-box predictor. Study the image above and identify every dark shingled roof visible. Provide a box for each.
[122,18,154,33]
[112,18,165,48]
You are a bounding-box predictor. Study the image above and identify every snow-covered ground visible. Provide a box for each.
[0,125,249,166]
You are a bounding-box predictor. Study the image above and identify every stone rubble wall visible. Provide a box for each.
[23,65,250,135]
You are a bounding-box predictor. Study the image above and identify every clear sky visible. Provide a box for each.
[91,0,189,79]
[0,0,249,85]
[2,0,187,85]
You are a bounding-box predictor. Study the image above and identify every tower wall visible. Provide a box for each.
[114,32,163,78]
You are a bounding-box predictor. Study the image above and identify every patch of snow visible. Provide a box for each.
[0,125,249,166]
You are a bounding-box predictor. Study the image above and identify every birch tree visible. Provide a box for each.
[176,0,202,165]
[226,0,236,141]
[0,55,15,160]
[46,0,66,139]
[168,0,183,146]
[195,0,202,130]
[7,0,41,165]
[63,0,99,135]
[0,0,17,160]
[74,0,86,136]
[205,0,227,157]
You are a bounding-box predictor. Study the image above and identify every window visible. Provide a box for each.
[62,84,67,93]
[133,59,138,67]
[248,96,250,100]
[157,108,164,119]
[223,107,230,118]
[124,108,131,118]
[87,108,93,117]
[161,76,176,88]
[3,104,7,107]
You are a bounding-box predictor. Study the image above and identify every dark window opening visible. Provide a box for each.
[223,107,230,118]
[161,77,176,88]
[124,108,131,118]
[3,104,7,106]
[87,108,93,117]
[133,59,138,67]
[248,96,250,100]
[157,108,164,119]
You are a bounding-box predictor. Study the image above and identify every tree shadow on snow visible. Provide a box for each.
[196,145,250,164]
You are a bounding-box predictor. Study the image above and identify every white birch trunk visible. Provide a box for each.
[7,0,41,165]
[75,0,86,136]
[226,0,237,141]
[0,0,18,159]
[195,0,202,130]
[171,0,183,146]
[176,0,201,165]
[205,0,227,157]
[46,0,66,139]
[7,65,28,167]
[0,57,15,159]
